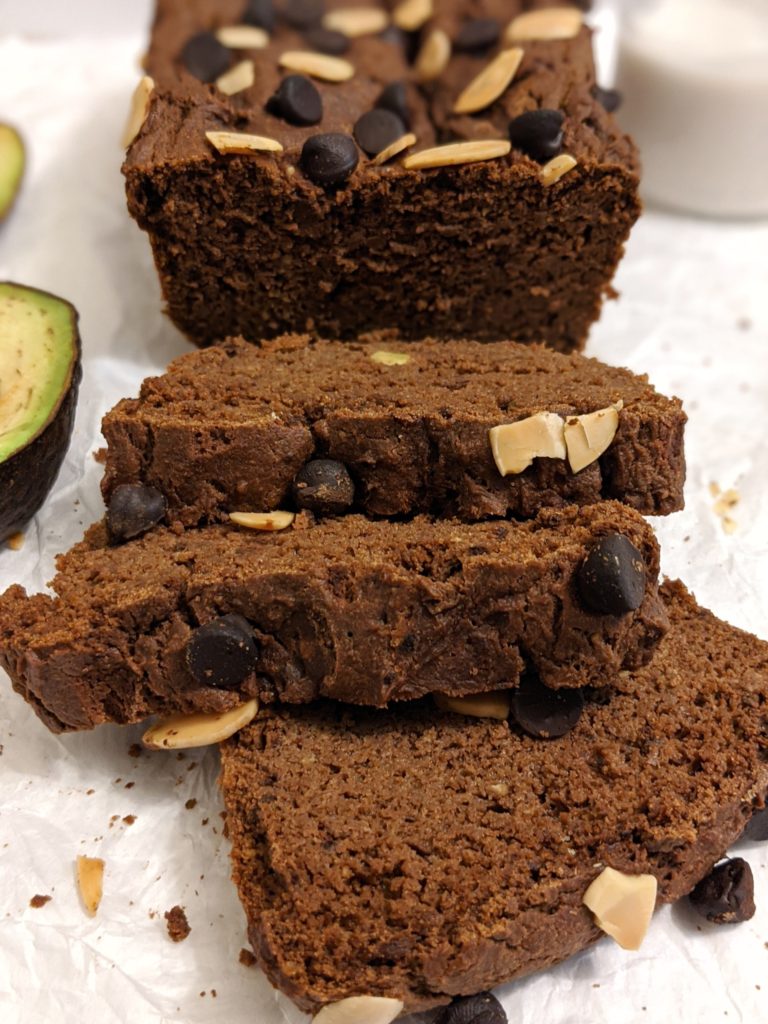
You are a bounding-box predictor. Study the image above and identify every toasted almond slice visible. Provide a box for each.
[414,28,451,82]
[564,401,623,473]
[279,50,355,82]
[122,75,155,148]
[370,132,417,166]
[76,855,105,917]
[403,139,510,170]
[506,7,583,43]
[216,59,255,96]
[393,0,432,32]
[453,47,524,115]
[490,411,566,476]
[216,25,270,49]
[314,997,405,1024]
[435,690,511,721]
[322,7,389,37]
[206,130,283,154]
[143,699,260,751]
[539,153,578,186]
[583,866,657,951]
[229,510,296,531]
[370,349,411,365]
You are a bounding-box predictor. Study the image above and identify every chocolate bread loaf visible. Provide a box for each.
[220,580,768,1015]
[0,503,666,732]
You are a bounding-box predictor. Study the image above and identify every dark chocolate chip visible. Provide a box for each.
[593,85,623,113]
[354,109,406,157]
[304,26,350,55]
[107,484,166,544]
[293,459,355,514]
[300,133,359,186]
[512,672,584,739]
[181,32,232,83]
[577,533,647,615]
[282,0,324,29]
[508,109,565,163]
[243,0,276,32]
[454,18,501,53]
[185,614,259,690]
[267,75,322,126]
[375,81,411,129]
[743,806,768,841]
[435,992,507,1024]
[689,858,756,924]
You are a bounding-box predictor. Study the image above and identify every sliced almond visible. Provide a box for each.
[279,51,355,82]
[489,412,566,476]
[414,28,451,82]
[506,7,583,43]
[216,59,255,97]
[539,153,578,186]
[583,866,657,951]
[453,47,524,115]
[229,510,296,531]
[122,75,155,148]
[76,855,105,917]
[322,8,389,37]
[142,699,260,751]
[393,0,432,32]
[403,139,510,170]
[370,350,411,366]
[206,131,283,154]
[370,132,417,166]
[313,996,405,1024]
[564,400,623,473]
[434,690,511,721]
[216,25,270,49]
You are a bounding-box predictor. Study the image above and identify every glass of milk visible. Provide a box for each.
[614,0,768,218]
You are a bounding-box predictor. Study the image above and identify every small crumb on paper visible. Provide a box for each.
[712,487,740,534]
[164,905,190,943]
[76,855,105,917]
[6,532,24,551]
[29,894,52,909]
[239,947,257,967]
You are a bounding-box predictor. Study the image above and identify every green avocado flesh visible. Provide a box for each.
[0,283,78,464]
[0,124,24,220]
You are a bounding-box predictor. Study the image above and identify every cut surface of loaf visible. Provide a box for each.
[220,580,768,1015]
[102,336,686,525]
[0,503,665,732]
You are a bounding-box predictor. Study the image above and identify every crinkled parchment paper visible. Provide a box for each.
[1,15,767,1024]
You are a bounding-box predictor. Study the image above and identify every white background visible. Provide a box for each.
[1,4,767,1024]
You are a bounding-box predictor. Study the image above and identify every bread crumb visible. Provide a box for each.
[239,947,257,967]
[185,798,197,810]
[164,905,191,943]
[29,894,52,908]
[122,815,136,825]
[128,743,142,758]
[6,532,24,551]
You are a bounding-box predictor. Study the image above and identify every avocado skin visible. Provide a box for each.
[0,327,82,544]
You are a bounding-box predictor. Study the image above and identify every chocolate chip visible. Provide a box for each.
[577,533,647,615]
[454,18,501,53]
[304,26,350,55]
[512,672,584,739]
[375,81,411,129]
[689,858,756,924]
[354,109,406,157]
[243,0,276,32]
[267,75,322,126]
[509,109,565,163]
[435,992,507,1024]
[185,614,259,690]
[282,0,324,30]
[743,806,768,841]
[293,459,355,514]
[593,85,623,113]
[181,32,232,83]
[107,484,167,544]
[300,133,359,186]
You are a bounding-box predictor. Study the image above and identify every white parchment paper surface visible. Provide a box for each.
[1,23,768,1024]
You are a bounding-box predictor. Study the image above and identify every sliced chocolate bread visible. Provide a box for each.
[101,336,686,526]
[0,503,666,732]
[220,580,768,1016]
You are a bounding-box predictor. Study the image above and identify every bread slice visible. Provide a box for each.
[102,337,686,526]
[0,502,665,732]
[220,581,768,1015]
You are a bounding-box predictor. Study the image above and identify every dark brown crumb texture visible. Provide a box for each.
[165,904,192,942]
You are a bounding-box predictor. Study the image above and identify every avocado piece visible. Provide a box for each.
[0,283,82,543]
[0,124,25,222]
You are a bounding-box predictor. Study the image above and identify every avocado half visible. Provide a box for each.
[0,283,82,543]
[0,125,25,222]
